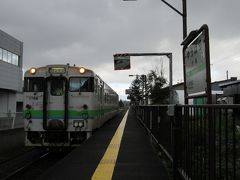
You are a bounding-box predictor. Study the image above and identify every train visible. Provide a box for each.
[23,64,119,147]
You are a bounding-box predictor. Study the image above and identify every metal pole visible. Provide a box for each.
[161,0,187,39]
[168,53,173,104]
[161,0,183,16]
[182,0,187,39]
[143,75,147,105]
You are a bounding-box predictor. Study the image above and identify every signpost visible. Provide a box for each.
[182,24,212,104]
[114,55,131,70]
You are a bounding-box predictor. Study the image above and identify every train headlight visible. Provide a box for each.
[79,67,86,74]
[73,122,79,127]
[73,120,84,128]
[78,121,84,128]
[30,68,37,75]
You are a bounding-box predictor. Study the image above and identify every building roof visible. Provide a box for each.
[172,78,238,91]
[219,80,240,88]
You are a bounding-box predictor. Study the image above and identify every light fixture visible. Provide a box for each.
[78,121,84,128]
[73,120,85,128]
[79,67,86,74]
[30,68,36,74]
[73,122,79,127]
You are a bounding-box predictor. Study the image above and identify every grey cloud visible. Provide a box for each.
[1,0,240,99]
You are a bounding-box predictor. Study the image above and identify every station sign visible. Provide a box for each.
[185,33,206,94]
[114,54,131,70]
[182,24,212,104]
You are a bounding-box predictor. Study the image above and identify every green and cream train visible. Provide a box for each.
[24,64,119,147]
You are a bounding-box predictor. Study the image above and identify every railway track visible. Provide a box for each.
[0,148,72,180]
[1,152,49,180]
[0,147,36,165]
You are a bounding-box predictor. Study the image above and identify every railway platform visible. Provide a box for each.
[38,108,170,180]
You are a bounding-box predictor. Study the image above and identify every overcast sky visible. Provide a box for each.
[1,0,240,100]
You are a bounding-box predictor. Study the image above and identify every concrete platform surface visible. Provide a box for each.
[38,109,170,180]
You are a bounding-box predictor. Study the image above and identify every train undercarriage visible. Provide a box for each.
[25,130,89,147]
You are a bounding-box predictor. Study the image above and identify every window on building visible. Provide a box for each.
[15,55,19,66]
[12,54,18,66]
[7,51,12,63]
[12,54,16,65]
[16,102,23,112]
[3,49,7,62]
[0,48,19,66]
[0,48,2,60]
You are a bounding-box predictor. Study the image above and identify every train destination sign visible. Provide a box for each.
[114,54,131,70]
[49,67,66,74]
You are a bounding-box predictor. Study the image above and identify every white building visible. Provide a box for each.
[0,29,23,129]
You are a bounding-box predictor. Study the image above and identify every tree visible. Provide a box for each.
[146,68,169,104]
[128,76,143,105]
[128,64,169,105]
[119,99,124,108]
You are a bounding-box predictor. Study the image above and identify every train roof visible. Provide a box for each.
[24,64,95,76]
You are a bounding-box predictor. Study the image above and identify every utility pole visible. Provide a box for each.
[159,0,187,39]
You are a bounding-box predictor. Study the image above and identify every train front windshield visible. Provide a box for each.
[69,77,94,92]
[24,77,94,93]
[50,78,64,96]
[24,77,44,92]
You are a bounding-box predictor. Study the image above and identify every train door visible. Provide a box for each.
[100,84,104,119]
[43,77,68,130]
[96,78,104,127]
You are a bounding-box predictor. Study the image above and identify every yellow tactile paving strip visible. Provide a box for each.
[91,110,129,180]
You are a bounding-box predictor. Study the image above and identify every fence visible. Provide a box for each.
[135,104,240,180]
[0,112,24,130]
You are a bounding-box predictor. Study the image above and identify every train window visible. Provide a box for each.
[51,79,64,96]
[105,93,108,103]
[69,77,94,92]
[94,79,98,94]
[24,77,44,92]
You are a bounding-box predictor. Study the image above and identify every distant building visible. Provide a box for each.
[172,77,238,104]
[0,29,23,127]
[219,78,240,104]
